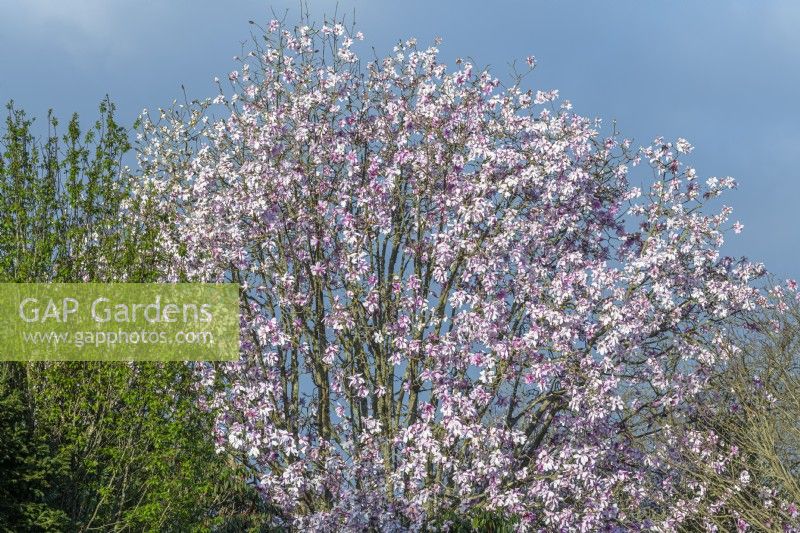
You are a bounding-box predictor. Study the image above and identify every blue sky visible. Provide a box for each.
[1,1,798,279]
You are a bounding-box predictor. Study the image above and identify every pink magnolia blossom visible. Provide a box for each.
[135,19,796,531]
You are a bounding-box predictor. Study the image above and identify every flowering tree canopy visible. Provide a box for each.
[135,19,797,531]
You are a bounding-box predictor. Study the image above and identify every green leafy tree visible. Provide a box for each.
[0,364,69,532]
[0,100,268,532]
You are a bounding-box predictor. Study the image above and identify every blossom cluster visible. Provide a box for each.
[135,19,796,531]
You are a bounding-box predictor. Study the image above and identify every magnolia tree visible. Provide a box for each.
[134,18,798,531]
[675,289,800,531]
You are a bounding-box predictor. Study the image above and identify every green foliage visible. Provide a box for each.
[428,509,519,532]
[0,97,156,284]
[0,100,267,531]
[28,361,268,532]
[0,365,69,532]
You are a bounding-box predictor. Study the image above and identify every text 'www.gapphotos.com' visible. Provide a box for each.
[21,330,215,348]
